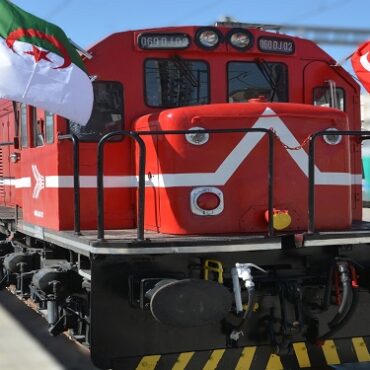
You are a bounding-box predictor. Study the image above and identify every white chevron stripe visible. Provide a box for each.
[140,107,360,187]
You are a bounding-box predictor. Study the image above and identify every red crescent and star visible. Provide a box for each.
[5,28,71,69]
[24,45,52,63]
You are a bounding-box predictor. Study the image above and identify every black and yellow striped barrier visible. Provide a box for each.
[128,337,370,370]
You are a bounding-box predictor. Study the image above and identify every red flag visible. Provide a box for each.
[351,41,370,93]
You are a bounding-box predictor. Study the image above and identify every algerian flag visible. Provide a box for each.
[0,0,93,125]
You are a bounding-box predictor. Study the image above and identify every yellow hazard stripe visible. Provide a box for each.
[136,355,161,370]
[265,354,283,370]
[235,346,256,370]
[172,352,195,370]
[203,349,225,370]
[135,337,370,370]
[321,340,341,365]
[352,337,370,362]
[293,342,311,368]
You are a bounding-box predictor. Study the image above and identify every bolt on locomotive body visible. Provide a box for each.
[0,23,369,370]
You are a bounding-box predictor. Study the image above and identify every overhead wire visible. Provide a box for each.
[169,0,223,24]
[283,0,353,23]
[43,0,73,21]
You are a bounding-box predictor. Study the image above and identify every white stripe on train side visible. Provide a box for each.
[1,108,362,191]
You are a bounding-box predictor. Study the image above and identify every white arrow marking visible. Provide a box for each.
[31,164,45,199]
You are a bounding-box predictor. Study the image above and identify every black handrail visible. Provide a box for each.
[0,142,15,146]
[58,134,81,235]
[308,130,370,233]
[97,131,146,241]
[97,128,274,242]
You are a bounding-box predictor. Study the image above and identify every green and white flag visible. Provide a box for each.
[0,0,93,125]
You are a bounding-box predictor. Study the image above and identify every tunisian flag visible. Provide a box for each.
[0,0,93,125]
[351,41,370,94]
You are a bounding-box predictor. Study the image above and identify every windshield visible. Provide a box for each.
[228,61,288,103]
[145,58,209,107]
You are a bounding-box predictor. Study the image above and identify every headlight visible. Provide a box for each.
[185,127,209,145]
[196,28,222,49]
[323,128,341,145]
[227,28,253,50]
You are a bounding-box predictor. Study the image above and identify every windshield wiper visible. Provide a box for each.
[255,58,280,101]
[171,55,199,88]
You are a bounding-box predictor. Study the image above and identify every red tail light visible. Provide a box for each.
[196,192,221,210]
[191,187,224,216]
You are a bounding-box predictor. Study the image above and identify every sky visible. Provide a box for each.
[9,0,370,74]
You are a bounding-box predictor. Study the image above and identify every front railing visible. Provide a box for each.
[308,130,370,233]
[57,128,370,242]
[97,131,146,241]
[58,134,81,235]
[96,128,275,241]
[54,128,370,242]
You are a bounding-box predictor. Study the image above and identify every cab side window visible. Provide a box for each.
[32,107,44,147]
[45,111,54,144]
[20,103,28,148]
[19,105,54,147]
[313,86,345,111]
[69,81,124,141]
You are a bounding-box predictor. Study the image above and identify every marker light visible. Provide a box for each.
[191,187,224,216]
[264,209,292,230]
[227,29,253,50]
[323,128,341,145]
[185,127,209,145]
[196,28,221,49]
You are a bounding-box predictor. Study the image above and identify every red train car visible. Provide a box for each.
[0,23,369,369]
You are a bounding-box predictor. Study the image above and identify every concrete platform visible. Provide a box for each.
[363,208,370,221]
[0,290,99,370]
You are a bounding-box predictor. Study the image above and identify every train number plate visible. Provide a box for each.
[258,36,295,55]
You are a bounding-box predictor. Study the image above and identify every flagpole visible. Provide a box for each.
[68,39,93,60]
[334,52,354,67]
[22,63,39,99]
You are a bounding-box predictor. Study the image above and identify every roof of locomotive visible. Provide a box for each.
[82,24,358,97]
[85,24,337,64]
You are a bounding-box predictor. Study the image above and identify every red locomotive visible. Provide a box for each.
[0,23,369,369]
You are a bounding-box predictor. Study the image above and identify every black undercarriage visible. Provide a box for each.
[1,218,370,369]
